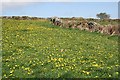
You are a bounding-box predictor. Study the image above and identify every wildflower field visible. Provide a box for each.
[2,19,119,78]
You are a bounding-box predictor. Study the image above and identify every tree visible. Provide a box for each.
[96,13,110,19]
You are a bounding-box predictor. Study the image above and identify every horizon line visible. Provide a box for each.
[1,15,119,19]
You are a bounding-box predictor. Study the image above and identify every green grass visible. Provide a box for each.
[97,20,118,26]
[2,19,119,78]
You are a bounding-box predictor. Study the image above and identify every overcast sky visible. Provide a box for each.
[1,1,119,18]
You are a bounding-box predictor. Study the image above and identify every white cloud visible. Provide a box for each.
[1,0,72,11]
[1,0,36,2]
[1,0,119,16]
[1,0,119,10]
[1,0,119,2]
[2,2,31,7]
[1,0,70,2]
[2,2,33,11]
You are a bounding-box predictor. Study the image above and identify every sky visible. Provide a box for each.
[1,2,119,19]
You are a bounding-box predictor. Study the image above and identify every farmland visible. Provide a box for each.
[2,19,119,78]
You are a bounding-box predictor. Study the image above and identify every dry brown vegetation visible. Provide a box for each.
[50,17,120,36]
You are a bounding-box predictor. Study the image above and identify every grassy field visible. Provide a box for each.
[2,19,119,78]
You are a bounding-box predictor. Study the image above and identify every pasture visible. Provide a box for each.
[2,19,119,78]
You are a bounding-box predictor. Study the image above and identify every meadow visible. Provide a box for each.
[2,19,119,78]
